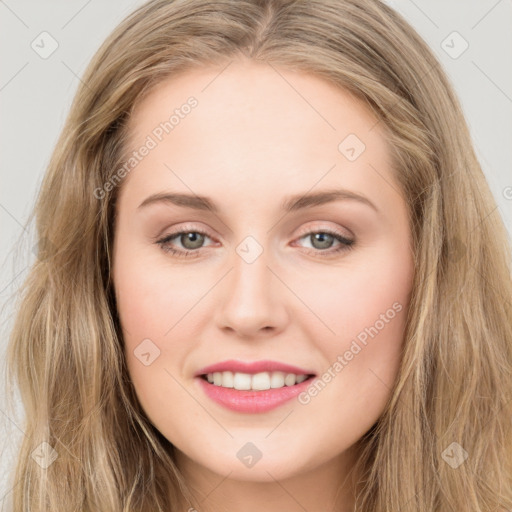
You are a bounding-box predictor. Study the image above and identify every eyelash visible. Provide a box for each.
[155,224,355,259]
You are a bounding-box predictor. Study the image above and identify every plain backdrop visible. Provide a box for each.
[1,0,511,508]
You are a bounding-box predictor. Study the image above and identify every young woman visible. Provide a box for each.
[5,0,512,510]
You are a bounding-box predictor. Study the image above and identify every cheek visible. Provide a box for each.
[296,243,412,352]
[113,261,198,429]
[113,250,217,404]
[114,251,204,340]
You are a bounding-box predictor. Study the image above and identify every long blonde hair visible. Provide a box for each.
[4,0,512,510]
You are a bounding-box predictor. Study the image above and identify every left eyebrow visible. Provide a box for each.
[137,188,379,214]
[281,189,379,214]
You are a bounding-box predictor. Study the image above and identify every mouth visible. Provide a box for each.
[194,361,317,413]
[199,371,316,391]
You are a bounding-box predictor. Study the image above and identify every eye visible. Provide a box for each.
[156,226,215,258]
[155,225,355,258]
[294,229,355,257]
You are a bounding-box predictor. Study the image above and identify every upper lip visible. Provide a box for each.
[194,359,316,377]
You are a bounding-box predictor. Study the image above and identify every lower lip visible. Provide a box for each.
[196,376,316,413]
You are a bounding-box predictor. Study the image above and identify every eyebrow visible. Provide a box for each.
[137,189,379,214]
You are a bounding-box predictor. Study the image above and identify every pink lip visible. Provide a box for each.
[196,375,316,413]
[194,359,315,377]
[194,359,317,413]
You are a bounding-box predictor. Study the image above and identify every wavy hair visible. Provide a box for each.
[4,0,512,510]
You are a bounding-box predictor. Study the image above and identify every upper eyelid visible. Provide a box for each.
[295,223,353,239]
[161,220,353,238]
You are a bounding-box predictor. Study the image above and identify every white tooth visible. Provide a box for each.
[233,372,252,390]
[221,371,234,388]
[252,372,271,390]
[270,371,285,388]
[207,370,307,390]
[284,373,297,386]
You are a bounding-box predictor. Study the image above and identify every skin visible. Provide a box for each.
[112,58,415,512]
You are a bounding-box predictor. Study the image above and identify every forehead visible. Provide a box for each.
[117,60,398,210]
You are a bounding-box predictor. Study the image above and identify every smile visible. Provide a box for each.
[201,370,311,390]
[194,360,317,413]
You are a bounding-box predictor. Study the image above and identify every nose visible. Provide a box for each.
[214,244,290,339]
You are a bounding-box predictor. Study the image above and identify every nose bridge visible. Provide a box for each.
[215,234,288,336]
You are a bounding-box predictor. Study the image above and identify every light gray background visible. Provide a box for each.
[1,0,511,508]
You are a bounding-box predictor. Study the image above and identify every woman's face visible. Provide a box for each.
[112,59,414,484]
